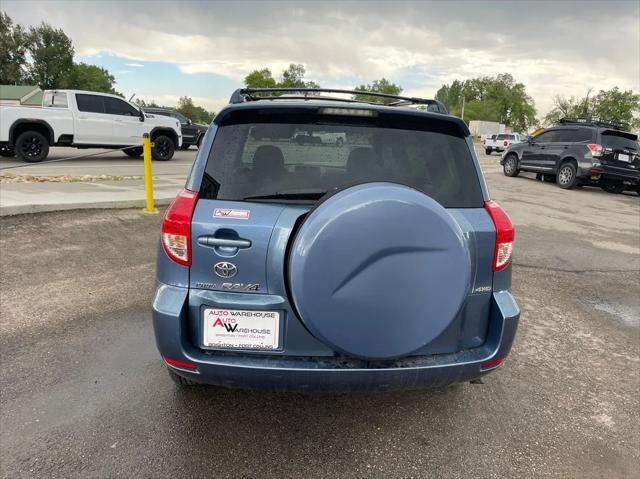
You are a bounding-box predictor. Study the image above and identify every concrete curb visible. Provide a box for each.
[0,197,174,217]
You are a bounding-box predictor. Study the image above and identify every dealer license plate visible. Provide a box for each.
[203,308,280,350]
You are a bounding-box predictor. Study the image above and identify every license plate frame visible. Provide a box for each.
[202,308,281,351]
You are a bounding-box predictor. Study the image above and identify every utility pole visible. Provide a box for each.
[461,95,466,121]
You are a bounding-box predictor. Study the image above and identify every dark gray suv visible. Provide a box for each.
[152,88,520,392]
[144,108,208,150]
[501,119,639,193]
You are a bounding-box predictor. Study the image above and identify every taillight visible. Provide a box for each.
[161,188,198,266]
[587,143,603,157]
[484,200,515,272]
[163,357,198,370]
[481,357,505,370]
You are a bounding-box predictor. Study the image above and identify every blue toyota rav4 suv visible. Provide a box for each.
[152,88,520,392]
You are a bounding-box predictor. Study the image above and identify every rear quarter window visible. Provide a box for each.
[200,111,484,208]
[76,94,106,114]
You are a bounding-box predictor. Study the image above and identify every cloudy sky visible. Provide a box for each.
[3,0,639,115]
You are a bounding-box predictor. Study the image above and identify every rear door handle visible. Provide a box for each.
[197,236,251,248]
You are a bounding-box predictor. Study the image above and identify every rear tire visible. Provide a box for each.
[485,148,492,155]
[601,180,625,194]
[556,162,578,189]
[167,367,199,386]
[503,154,520,177]
[0,145,15,157]
[123,147,143,157]
[152,135,175,161]
[15,131,49,163]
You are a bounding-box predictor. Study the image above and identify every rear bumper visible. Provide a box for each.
[600,164,640,183]
[152,284,520,392]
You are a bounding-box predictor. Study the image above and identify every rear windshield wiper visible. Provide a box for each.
[243,188,331,201]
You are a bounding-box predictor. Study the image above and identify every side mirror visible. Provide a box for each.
[527,136,534,144]
[139,108,145,122]
[187,119,192,125]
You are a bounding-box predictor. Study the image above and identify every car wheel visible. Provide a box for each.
[503,154,520,177]
[152,135,175,161]
[556,162,577,189]
[601,180,625,194]
[180,144,190,150]
[485,148,492,155]
[166,367,199,386]
[15,131,50,163]
[0,145,15,157]
[123,147,143,157]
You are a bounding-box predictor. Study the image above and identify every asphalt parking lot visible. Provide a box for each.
[1,153,639,478]
[0,146,197,177]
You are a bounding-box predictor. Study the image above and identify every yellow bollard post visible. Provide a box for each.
[142,133,158,215]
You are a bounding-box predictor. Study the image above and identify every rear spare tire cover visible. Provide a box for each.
[288,182,471,360]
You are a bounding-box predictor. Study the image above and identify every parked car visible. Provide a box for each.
[152,87,520,392]
[484,133,525,155]
[0,90,182,162]
[500,119,639,193]
[144,107,208,150]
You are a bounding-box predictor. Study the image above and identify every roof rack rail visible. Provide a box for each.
[228,88,448,113]
[559,117,625,130]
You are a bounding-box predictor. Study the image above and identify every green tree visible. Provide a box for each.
[0,12,28,84]
[176,96,215,124]
[244,68,277,89]
[435,73,536,132]
[244,64,319,93]
[592,88,639,129]
[543,93,593,125]
[435,79,464,111]
[25,22,74,89]
[544,87,639,129]
[353,78,403,104]
[63,63,118,94]
[280,64,320,89]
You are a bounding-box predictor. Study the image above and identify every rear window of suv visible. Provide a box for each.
[601,130,638,151]
[200,110,483,207]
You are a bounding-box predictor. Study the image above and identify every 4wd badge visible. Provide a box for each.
[214,208,250,220]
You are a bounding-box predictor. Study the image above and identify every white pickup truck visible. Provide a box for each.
[0,90,182,162]
[484,133,525,155]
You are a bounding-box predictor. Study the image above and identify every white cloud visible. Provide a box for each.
[124,63,144,68]
[3,1,639,116]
